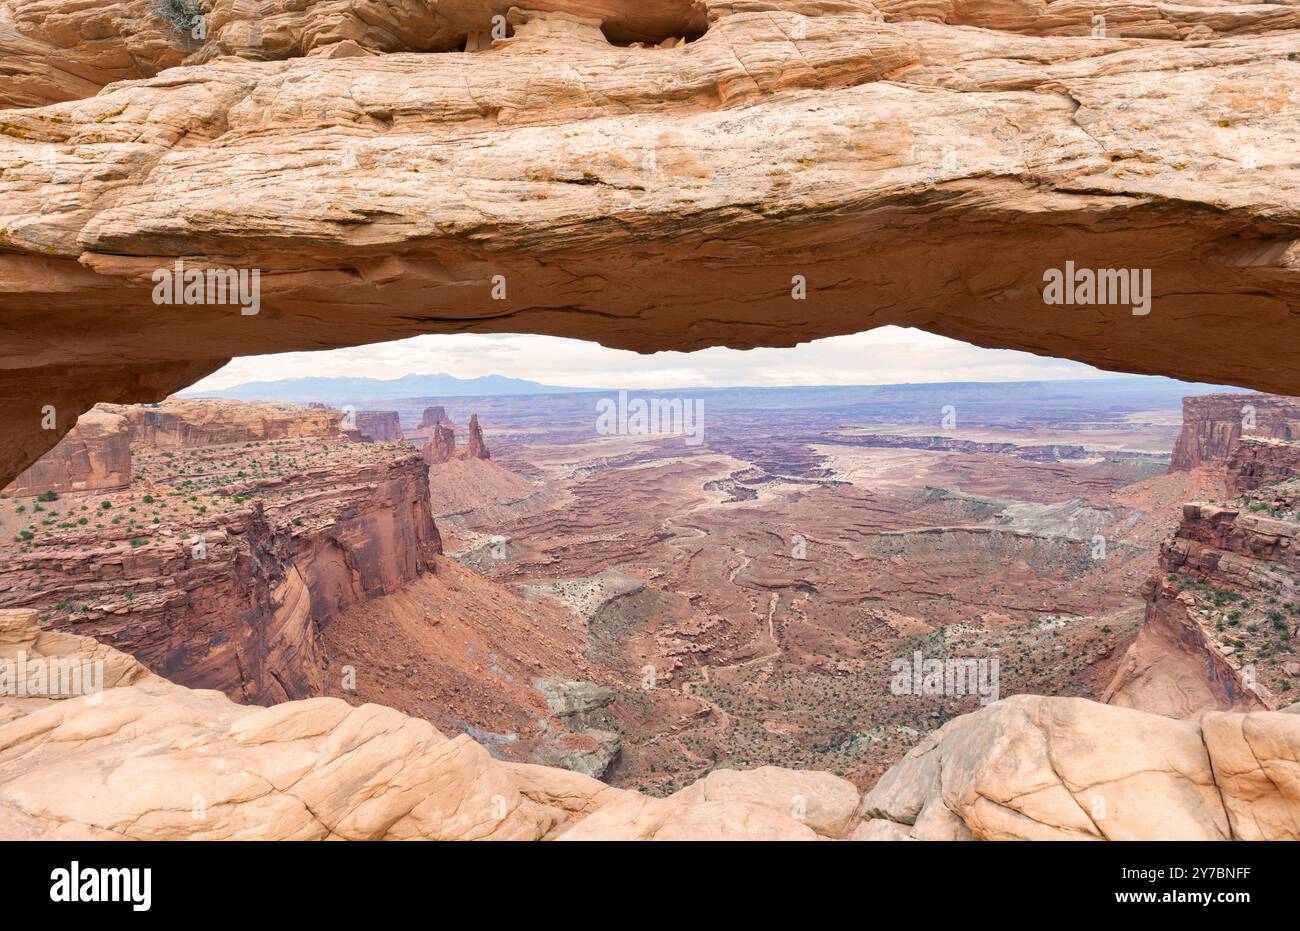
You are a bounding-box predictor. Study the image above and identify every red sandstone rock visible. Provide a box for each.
[0,430,440,704]
[422,423,457,466]
[1170,393,1300,471]
[4,4,1300,492]
[7,612,1299,841]
[420,414,491,464]
[106,398,344,448]
[461,414,490,461]
[351,410,404,443]
[1227,437,1300,495]
[2,408,130,497]
[420,406,453,430]
[1109,418,1300,718]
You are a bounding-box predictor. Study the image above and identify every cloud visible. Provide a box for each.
[186,326,1124,392]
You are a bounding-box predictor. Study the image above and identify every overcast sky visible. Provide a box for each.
[188,326,1127,392]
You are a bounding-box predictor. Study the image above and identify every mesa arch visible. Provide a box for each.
[2,0,1299,486]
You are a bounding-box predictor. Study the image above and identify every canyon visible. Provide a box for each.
[2,0,1300,846]
[0,400,439,703]
[3,379,1299,839]
[1106,393,1300,720]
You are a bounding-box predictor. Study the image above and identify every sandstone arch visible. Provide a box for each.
[2,0,1299,485]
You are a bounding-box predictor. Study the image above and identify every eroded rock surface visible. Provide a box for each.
[860,694,1299,840]
[419,406,453,431]
[0,426,439,703]
[1108,425,1300,718]
[2,1,1300,487]
[106,398,345,448]
[6,608,1299,840]
[464,414,490,461]
[2,408,130,497]
[350,410,404,443]
[422,423,458,465]
[420,412,491,464]
[1170,393,1300,472]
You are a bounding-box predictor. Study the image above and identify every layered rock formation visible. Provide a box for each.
[419,406,454,431]
[0,0,712,111]
[464,414,490,461]
[422,423,458,466]
[106,398,344,448]
[0,0,195,109]
[2,408,130,496]
[1170,393,1300,471]
[350,410,404,443]
[1228,436,1300,495]
[1107,433,1300,718]
[0,360,219,507]
[421,413,491,464]
[3,2,1300,488]
[0,434,440,703]
[3,0,1300,843]
[855,434,1094,461]
[4,608,1299,840]
[317,555,607,766]
[861,694,1300,840]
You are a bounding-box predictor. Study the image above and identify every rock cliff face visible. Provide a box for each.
[4,608,1298,840]
[350,410,404,443]
[1107,433,1300,718]
[3,1,1300,488]
[421,423,457,466]
[0,0,193,109]
[0,434,439,703]
[0,0,711,110]
[1228,436,1300,495]
[2,408,130,496]
[419,406,453,430]
[420,414,490,464]
[1170,393,1300,471]
[106,398,344,448]
[463,414,490,461]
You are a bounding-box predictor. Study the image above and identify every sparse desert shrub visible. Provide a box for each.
[157,0,202,32]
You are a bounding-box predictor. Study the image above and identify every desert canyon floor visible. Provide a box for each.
[2,0,1300,849]
[2,381,1299,840]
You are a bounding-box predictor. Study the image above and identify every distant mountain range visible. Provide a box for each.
[185,372,1248,408]
[183,372,587,403]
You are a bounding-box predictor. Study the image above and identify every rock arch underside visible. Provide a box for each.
[2,0,1300,841]
[2,0,1299,486]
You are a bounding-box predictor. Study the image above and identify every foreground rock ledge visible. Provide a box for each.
[1,1,1299,485]
[2,609,1297,840]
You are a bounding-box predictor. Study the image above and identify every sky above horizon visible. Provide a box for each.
[188,326,1131,392]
